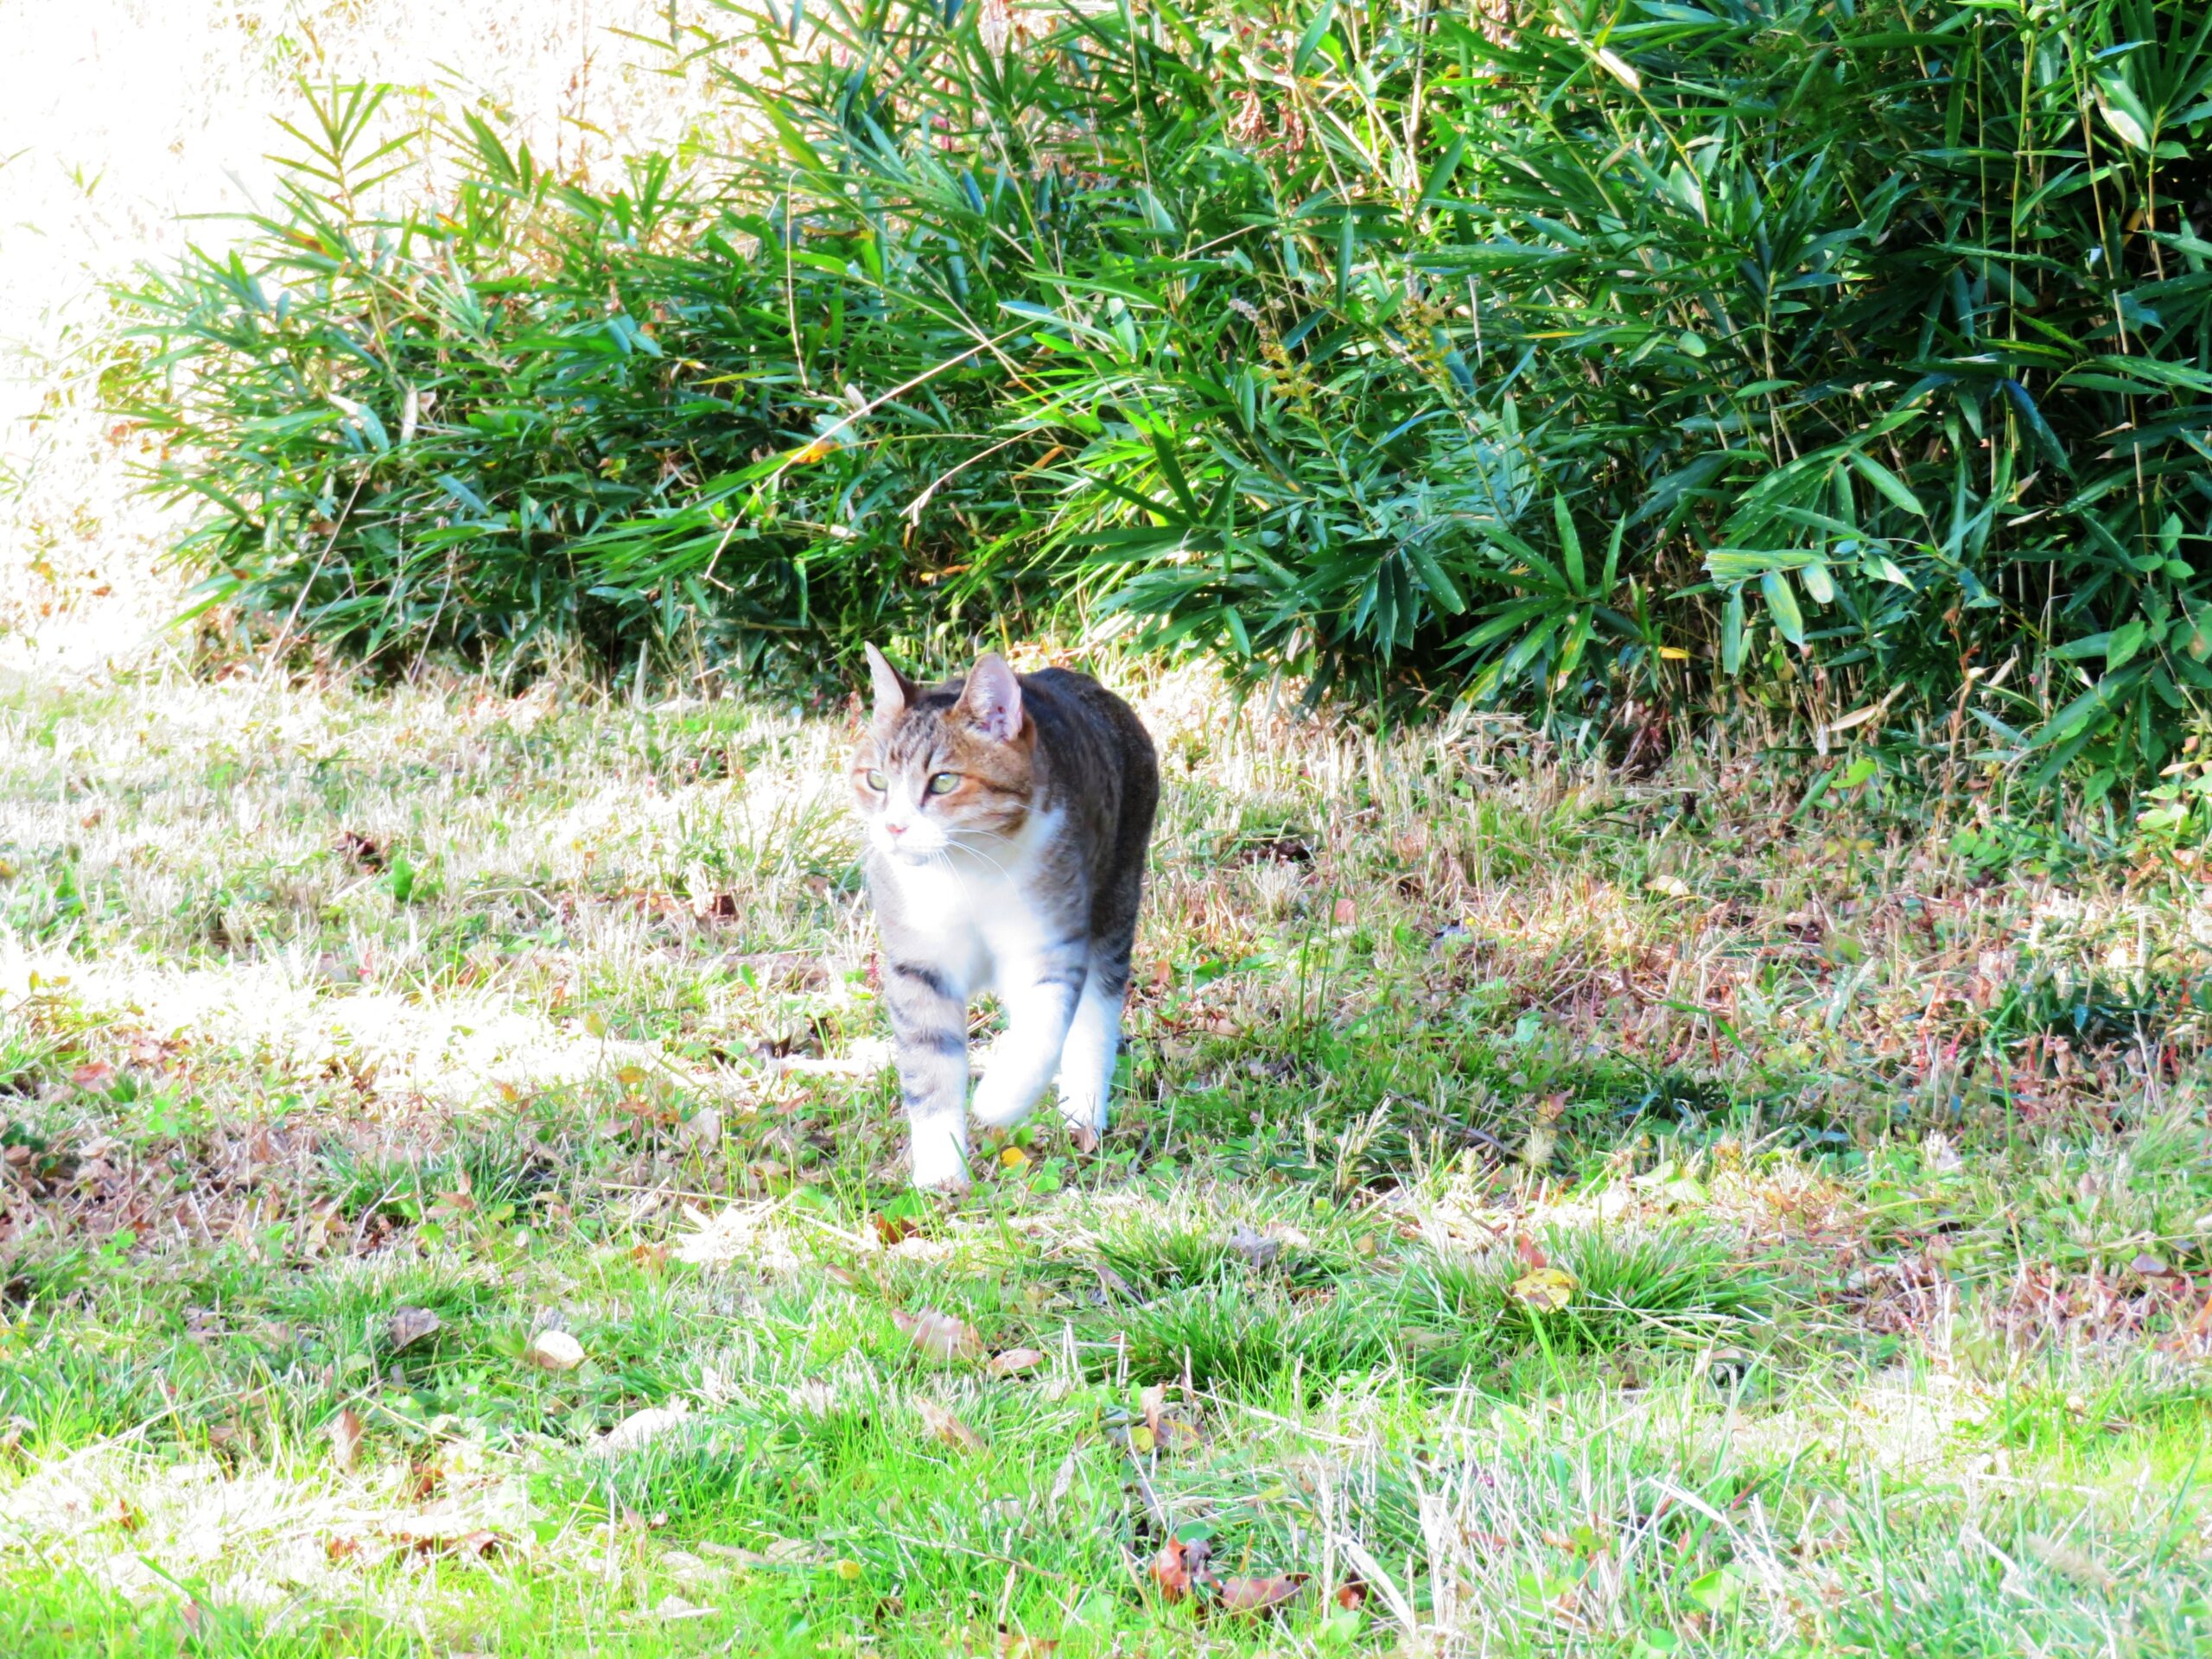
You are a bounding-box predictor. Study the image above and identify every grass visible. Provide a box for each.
[2,655,2211,1655]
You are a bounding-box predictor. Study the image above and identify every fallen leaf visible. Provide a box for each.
[1332,897,1357,926]
[601,1404,690,1453]
[696,1537,820,1569]
[1048,1447,1079,1507]
[892,1307,985,1364]
[1151,1536,1203,1602]
[524,1330,587,1372]
[386,1306,442,1351]
[328,1406,365,1471]
[918,1399,987,1452]
[998,1634,1059,1657]
[1127,1423,1157,1454]
[1140,1383,1166,1438]
[988,1347,1047,1377]
[1158,1417,1205,1454]
[832,1558,864,1580]
[2024,1534,2117,1591]
[2130,1253,2175,1279]
[1335,1577,1369,1610]
[1226,1224,1281,1268]
[648,1593,715,1622]
[390,1525,505,1559]
[870,1211,921,1246]
[337,830,385,870]
[70,1060,116,1090]
[1510,1266,1578,1313]
[1514,1234,1548,1270]
[1216,1573,1307,1615]
[1000,1145,1030,1169]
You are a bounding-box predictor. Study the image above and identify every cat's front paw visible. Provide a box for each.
[908,1123,973,1193]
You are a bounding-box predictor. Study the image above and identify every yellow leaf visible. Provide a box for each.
[1594,47,1641,91]
[1000,1145,1030,1168]
[792,438,836,464]
[1511,1267,1578,1313]
[833,1558,863,1580]
[1656,646,1690,661]
[1128,1423,1157,1454]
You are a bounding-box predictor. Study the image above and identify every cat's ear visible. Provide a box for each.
[958,652,1025,742]
[863,644,916,722]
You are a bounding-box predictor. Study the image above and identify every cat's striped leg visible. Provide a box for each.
[884,959,973,1192]
[969,953,1084,1133]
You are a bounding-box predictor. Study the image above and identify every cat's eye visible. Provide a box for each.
[863,769,887,791]
[926,772,960,795]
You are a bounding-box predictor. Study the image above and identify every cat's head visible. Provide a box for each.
[851,645,1035,863]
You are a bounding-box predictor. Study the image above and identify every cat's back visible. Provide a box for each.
[1020,668,1158,868]
[1023,668,1155,779]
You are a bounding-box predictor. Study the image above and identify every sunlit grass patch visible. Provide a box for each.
[1410,1224,1789,1359]
[4,663,2212,1653]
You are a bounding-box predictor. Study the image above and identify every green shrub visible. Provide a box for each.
[120,0,2212,785]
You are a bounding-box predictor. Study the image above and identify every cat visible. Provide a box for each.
[852,646,1160,1192]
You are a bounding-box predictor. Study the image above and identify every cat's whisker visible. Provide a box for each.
[943,834,1013,880]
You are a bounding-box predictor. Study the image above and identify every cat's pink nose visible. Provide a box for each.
[885,821,907,836]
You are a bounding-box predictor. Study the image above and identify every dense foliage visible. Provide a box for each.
[123,0,2212,787]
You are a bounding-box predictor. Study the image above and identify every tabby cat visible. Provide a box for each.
[852,647,1160,1191]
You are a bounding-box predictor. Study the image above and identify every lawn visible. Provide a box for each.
[3,659,2210,1656]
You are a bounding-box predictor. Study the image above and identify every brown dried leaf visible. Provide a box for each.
[337,831,385,870]
[1140,1382,1166,1438]
[386,1306,442,1351]
[1226,1224,1281,1268]
[1216,1573,1307,1615]
[328,1406,365,1471]
[391,1526,504,1560]
[918,1399,987,1453]
[892,1306,984,1364]
[1150,1537,1200,1602]
[870,1211,922,1246]
[987,1347,1047,1378]
[1334,1577,1369,1610]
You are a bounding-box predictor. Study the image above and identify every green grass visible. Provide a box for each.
[3,661,2211,1654]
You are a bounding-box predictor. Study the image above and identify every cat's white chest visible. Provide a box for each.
[881,819,1060,997]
